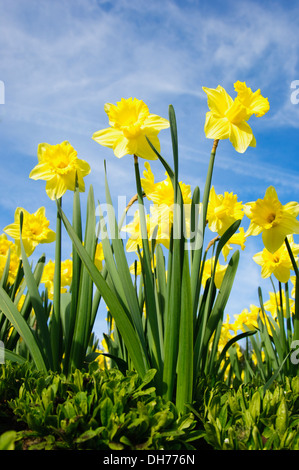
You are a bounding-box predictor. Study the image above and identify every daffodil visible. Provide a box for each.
[244,186,299,253]
[4,207,56,257]
[122,206,171,252]
[29,141,91,200]
[141,161,192,239]
[263,291,294,319]
[92,98,169,159]
[222,227,247,262]
[41,259,73,299]
[201,256,227,289]
[141,161,192,206]
[290,275,296,298]
[202,81,269,153]
[121,210,151,252]
[207,186,244,236]
[253,235,299,283]
[0,234,20,284]
[233,304,260,332]
[94,242,104,271]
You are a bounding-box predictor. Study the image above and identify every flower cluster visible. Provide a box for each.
[2,83,299,387]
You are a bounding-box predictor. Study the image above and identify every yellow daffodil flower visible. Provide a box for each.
[141,161,193,239]
[0,234,20,284]
[263,291,294,319]
[244,186,299,253]
[121,210,152,252]
[29,141,91,200]
[41,259,73,299]
[122,203,173,252]
[202,81,269,153]
[94,242,104,271]
[290,275,296,298]
[222,227,247,262]
[141,161,192,206]
[129,254,157,276]
[4,207,56,258]
[201,256,227,289]
[207,186,244,236]
[253,235,299,283]
[92,98,169,159]
[233,304,260,332]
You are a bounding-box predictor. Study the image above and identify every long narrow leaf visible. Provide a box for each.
[19,212,52,369]
[0,287,47,371]
[57,201,150,379]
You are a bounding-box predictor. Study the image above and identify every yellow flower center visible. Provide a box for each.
[267,213,276,224]
[44,143,77,175]
[224,100,250,124]
[251,198,283,229]
[28,220,43,237]
[107,98,149,139]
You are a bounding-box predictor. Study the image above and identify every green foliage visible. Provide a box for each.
[0,362,201,450]
[193,375,299,450]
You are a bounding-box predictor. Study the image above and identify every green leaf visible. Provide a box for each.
[100,397,113,427]
[0,431,16,450]
[4,348,27,364]
[275,396,288,436]
[176,251,193,414]
[57,201,150,379]
[51,197,63,370]
[0,287,47,372]
[70,186,97,370]
[19,212,52,369]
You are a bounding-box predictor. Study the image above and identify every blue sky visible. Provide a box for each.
[1,0,299,340]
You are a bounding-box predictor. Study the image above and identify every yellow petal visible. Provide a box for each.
[204,112,230,140]
[274,265,291,283]
[45,177,68,200]
[234,81,270,117]
[29,162,54,181]
[262,226,286,253]
[228,121,254,153]
[144,114,170,130]
[202,85,233,116]
[135,133,160,160]
[113,136,132,158]
[92,127,123,148]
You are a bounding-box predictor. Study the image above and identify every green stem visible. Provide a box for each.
[51,197,62,371]
[191,139,219,319]
[285,237,299,341]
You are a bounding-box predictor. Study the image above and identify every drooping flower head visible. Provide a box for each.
[4,207,56,257]
[202,81,270,153]
[29,141,91,200]
[244,186,299,253]
[233,305,260,332]
[253,235,299,283]
[141,161,192,206]
[92,98,169,159]
[207,186,244,236]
